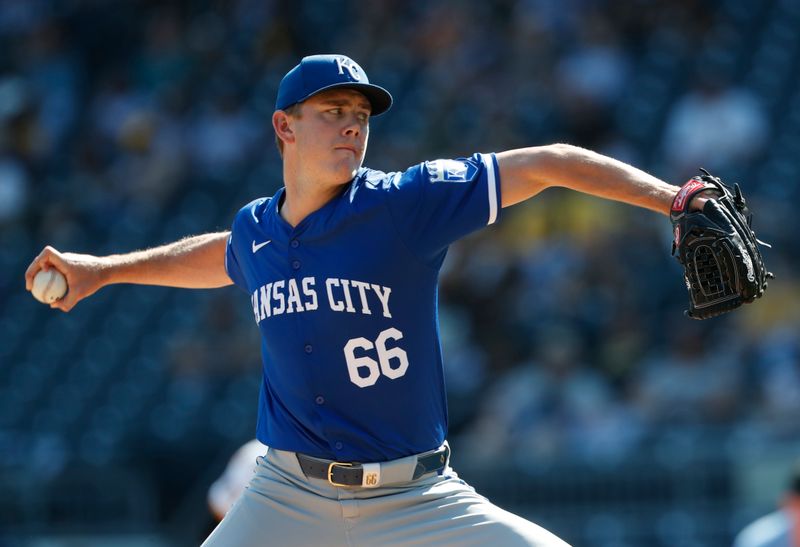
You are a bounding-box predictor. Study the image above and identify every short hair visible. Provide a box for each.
[274,103,302,158]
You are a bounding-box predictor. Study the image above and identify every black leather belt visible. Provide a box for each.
[296,445,450,487]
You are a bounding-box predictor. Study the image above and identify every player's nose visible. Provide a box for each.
[342,123,360,137]
[341,115,365,137]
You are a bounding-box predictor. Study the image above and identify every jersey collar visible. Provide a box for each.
[267,176,365,241]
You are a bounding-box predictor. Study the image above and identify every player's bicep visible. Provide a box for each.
[496,148,554,208]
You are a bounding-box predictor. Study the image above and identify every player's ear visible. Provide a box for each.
[272,110,296,147]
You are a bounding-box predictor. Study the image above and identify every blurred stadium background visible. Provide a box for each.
[1,0,799,545]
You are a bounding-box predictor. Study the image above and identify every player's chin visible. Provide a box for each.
[331,159,362,182]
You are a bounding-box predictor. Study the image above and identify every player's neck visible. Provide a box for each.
[279,176,344,227]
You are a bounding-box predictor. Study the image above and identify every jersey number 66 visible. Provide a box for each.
[343,327,409,388]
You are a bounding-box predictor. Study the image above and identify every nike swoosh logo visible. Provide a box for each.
[252,240,272,253]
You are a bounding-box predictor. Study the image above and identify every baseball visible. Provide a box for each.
[32,268,68,304]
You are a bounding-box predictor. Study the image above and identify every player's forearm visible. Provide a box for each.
[100,232,233,289]
[497,144,680,215]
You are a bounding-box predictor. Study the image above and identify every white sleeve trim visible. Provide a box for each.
[483,153,499,225]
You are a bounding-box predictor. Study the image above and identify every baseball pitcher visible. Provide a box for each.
[25,54,769,546]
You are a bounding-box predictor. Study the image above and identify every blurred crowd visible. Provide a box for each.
[2,0,799,474]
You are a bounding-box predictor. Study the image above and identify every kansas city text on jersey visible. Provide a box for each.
[250,276,393,323]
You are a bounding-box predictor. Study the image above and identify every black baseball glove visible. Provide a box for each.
[670,169,773,319]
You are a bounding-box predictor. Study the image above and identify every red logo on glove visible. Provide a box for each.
[672,179,707,211]
[674,225,681,247]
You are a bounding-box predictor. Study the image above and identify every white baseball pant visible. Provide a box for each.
[202,444,571,546]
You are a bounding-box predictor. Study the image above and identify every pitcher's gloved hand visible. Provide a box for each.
[670,169,773,319]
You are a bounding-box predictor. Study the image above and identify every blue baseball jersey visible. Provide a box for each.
[225,153,501,462]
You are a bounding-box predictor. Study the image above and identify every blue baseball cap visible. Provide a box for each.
[275,54,393,116]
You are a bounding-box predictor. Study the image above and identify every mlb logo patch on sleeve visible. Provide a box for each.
[424,159,477,183]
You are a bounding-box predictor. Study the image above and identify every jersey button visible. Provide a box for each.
[291,260,301,270]
[334,442,343,450]
[290,239,299,248]
[315,396,324,405]
[304,344,313,354]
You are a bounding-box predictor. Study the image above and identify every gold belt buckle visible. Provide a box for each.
[327,461,353,487]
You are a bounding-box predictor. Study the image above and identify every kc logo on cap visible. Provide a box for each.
[335,57,362,81]
[275,54,393,116]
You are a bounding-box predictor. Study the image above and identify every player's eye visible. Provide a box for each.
[357,112,369,123]
[328,108,342,115]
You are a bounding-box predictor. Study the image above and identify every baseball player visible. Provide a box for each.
[26,54,716,546]
[733,459,800,547]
